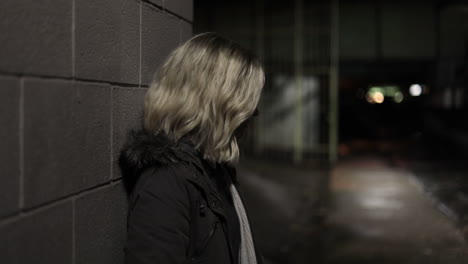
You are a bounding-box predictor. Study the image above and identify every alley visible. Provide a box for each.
[239,157,468,264]
[324,157,468,264]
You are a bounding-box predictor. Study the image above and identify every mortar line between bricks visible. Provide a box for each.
[72,0,76,76]
[110,87,114,180]
[141,0,193,23]
[139,1,142,87]
[0,72,148,88]
[164,10,192,24]
[72,198,76,264]
[0,198,71,226]
[178,19,182,43]
[0,178,124,225]
[18,78,24,209]
[141,0,162,10]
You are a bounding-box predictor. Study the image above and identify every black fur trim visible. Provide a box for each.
[118,129,200,193]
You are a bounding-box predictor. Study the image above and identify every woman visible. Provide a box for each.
[119,32,265,264]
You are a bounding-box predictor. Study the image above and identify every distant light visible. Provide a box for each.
[394,92,404,103]
[409,84,423,96]
[372,91,384,104]
[385,86,399,97]
[369,86,384,95]
[366,91,385,104]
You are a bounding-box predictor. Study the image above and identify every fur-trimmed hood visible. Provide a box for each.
[119,130,200,173]
[118,129,239,196]
[118,129,205,193]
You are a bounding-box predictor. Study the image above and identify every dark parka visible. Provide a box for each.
[119,129,263,264]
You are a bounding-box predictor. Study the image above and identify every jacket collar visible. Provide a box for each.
[119,129,202,174]
[118,129,235,206]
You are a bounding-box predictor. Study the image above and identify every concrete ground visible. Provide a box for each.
[325,157,468,264]
[238,157,468,264]
[238,160,328,264]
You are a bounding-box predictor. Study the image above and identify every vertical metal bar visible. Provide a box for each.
[329,0,340,164]
[255,0,265,156]
[375,0,382,60]
[294,0,304,164]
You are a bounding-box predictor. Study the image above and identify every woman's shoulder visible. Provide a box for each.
[118,129,203,195]
[134,162,195,198]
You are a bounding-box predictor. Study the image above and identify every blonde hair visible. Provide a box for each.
[144,32,265,164]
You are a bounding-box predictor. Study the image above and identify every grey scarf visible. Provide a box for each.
[230,184,257,264]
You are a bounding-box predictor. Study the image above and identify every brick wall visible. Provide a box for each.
[0,0,192,263]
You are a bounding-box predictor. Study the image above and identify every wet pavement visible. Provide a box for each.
[401,160,468,236]
[239,157,468,264]
[324,157,468,264]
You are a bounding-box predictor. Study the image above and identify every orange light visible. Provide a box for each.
[372,92,384,104]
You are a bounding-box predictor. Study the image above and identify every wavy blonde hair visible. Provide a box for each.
[144,32,265,164]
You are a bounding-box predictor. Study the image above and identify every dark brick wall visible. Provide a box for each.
[0,0,192,263]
